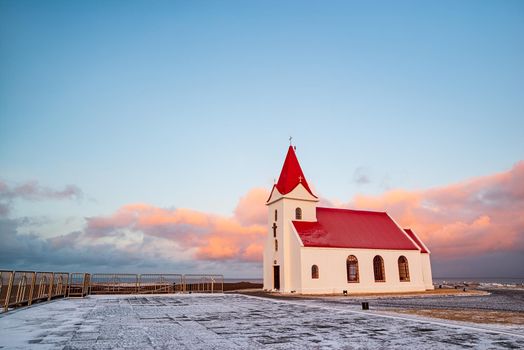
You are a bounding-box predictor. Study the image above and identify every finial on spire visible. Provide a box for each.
[289,136,293,146]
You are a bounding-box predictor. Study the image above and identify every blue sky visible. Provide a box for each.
[1,1,523,276]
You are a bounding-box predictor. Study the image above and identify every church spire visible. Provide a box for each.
[275,146,317,198]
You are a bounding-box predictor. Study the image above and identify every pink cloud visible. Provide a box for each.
[347,161,524,258]
[44,162,524,269]
[233,187,268,226]
[83,188,267,262]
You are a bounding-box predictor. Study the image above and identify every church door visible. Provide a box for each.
[273,266,280,290]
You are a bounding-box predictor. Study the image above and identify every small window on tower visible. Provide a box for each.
[275,239,278,252]
[295,207,302,220]
[274,209,278,221]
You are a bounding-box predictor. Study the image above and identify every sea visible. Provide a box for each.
[226,277,524,285]
[432,277,524,286]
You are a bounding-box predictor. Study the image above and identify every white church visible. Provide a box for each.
[263,146,434,294]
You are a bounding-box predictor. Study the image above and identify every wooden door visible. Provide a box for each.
[273,266,280,290]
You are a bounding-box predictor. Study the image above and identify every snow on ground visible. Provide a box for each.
[0,294,523,349]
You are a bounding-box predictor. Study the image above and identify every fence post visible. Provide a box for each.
[3,271,14,312]
[67,273,72,297]
[48,273,55,301]
[64,274,69,297]
[84,273,90,296]
[28,272,36,306]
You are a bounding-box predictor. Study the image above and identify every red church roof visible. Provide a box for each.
[404,228,429,253]
[293,207,420,250]
[268,146,317,201]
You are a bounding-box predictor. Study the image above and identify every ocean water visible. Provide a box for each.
[224,278,263,284]
[225,277,524,285]
[433,277,524,285]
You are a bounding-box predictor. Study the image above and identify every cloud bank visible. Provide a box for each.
[348,161,524,259]
[1,161,523,277]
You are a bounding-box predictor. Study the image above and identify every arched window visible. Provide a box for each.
[346,255,359,282]
[274,209,278,221]
[373,255,385,282]
[398,256,410,282]
[311,265,319,279]
[295,207,302,220]
[274,239,278,252]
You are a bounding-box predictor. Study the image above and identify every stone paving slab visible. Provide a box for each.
[0,294,523,349]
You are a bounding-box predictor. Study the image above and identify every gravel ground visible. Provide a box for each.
[318,289,524,313]
[241,289,524,313]
[0,294,523,349]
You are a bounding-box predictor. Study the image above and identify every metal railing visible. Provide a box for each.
[183,274,224,293]
[90,273,139,294]
[139,274,184,294]
[1,270,224,313]
[1,270,69,312]
[68,273,91,298]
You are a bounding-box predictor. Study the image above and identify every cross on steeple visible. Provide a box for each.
[289,136,293,146]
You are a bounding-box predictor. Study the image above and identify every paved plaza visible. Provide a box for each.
[0,294,523,349]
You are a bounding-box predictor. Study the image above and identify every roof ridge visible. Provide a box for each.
[317,206,388,214]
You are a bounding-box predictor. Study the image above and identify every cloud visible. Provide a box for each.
[234,187,268,226]
[82,192,267,263]
[1,162,523,277]
[0,179,83,217]
[347,161,524,261]
[353,167,371,185]
[0,180,83,201]
[0,203,9,217]
[0,187,268,272]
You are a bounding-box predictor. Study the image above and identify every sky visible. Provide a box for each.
[1,0,523,278]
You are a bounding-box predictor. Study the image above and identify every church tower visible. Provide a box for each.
[263,146,319,292]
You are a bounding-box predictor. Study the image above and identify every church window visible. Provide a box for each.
[274,209,278,221]
[275,239,278,252]
[346,255,359,282]
[295,207,302,220]
[272,223,277,237]
[311,265,319,279]
[373,256,385,282]
[398,256,410,282]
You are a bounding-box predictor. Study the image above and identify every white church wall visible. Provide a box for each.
[299,247,429,294]
[287,221,303,293]
[263,196,282,291]
[262,233,273,290]
[421,253,434,290]
[280,191,315,292]
[264,184,318,292]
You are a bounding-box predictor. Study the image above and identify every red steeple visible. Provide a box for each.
[274,146,317,198]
